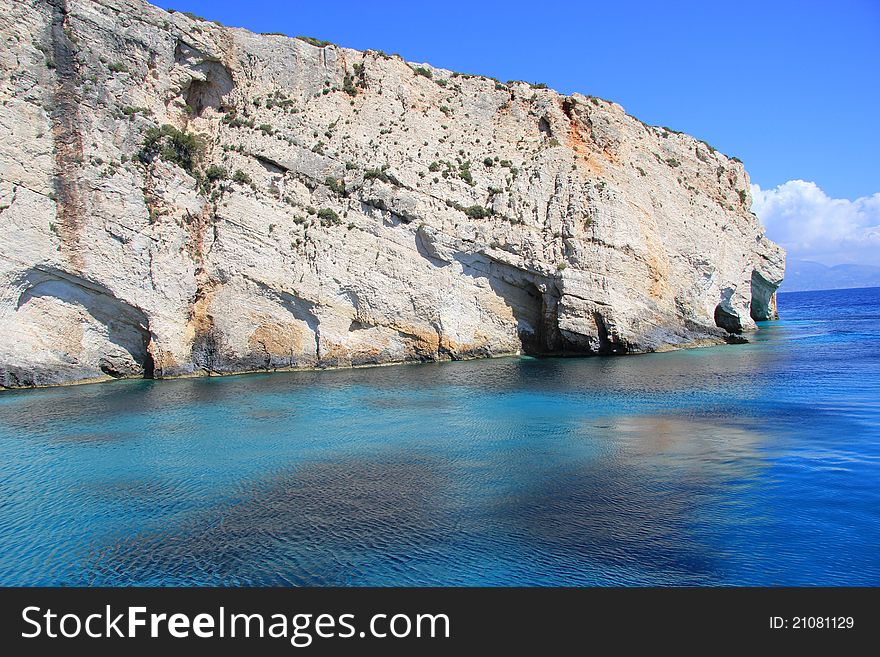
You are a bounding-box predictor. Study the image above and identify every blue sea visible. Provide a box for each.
[1,287,878,586]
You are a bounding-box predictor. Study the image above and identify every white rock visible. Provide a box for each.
[0,0,784,387]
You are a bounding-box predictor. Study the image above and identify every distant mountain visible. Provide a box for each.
[782,260,880,292]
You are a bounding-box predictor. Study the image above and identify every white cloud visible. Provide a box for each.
[750,180,880,266]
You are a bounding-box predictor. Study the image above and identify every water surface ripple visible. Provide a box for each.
[0,287,878,585]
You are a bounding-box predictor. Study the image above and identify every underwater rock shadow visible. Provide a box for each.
[493,462,721,584]
[84,452,458,586]
[489,414,778,584]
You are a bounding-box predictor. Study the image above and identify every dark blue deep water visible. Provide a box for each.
[1,287,878,586]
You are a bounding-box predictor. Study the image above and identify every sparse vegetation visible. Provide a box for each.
[296,36,332,47]
[363,168,391,183]
[107,61,128,73]
[222,112,255,129]
[343,75,357,96]
[317,207,341,225]
[665,158,681,168]
[463,205,491,219]
[458,160,474,185]
[232,169,252,185]
[412,66,433,79]
[205,164,228,182]
[138,124,203,173]
[325,176,346,195]
[121,106,152,118]
[175,10,207,22]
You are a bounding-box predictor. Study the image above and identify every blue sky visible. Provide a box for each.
[160,0,880,265]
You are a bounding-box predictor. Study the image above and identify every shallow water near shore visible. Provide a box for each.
[1,287,878,586]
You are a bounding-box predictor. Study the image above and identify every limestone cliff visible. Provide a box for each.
[0,0,785,388]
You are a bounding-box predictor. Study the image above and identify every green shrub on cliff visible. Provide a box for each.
[205,165,228,182]
[458,160,474,185]
[232,169,252,185]
[137,124,203,173]
[325,176,346,195]
[121,106,152,118]
[463,205,491,219]
[317,208,341,225]
[296,35,332,47]
[364,168,391,183]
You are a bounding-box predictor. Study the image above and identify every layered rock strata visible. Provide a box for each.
[0,0,784,387]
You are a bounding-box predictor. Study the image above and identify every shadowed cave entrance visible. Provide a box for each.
[174,41,234,116]
[749,270,779,321]
[451,252,603,356]
[15,269,155,379]
[713,270,781,333]
[514,281,564,355]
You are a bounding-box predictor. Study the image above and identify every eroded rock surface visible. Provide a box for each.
[0,0,784,387]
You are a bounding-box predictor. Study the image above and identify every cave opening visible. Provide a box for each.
[517,282,546,355]
[516,282,563,355]
[142,350,155,379]
[749,270,778,321]
[175,41,234,117]
[538,116,552,136]
[185,68,232,116]
[713,303,743,333]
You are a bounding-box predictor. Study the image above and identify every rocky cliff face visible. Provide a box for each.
[0,0,784,388]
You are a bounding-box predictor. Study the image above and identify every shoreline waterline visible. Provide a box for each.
[0,333,741,393]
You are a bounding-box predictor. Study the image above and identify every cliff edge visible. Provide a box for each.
[0,0,785,387]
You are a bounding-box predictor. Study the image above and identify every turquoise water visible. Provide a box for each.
[0,287,878,586]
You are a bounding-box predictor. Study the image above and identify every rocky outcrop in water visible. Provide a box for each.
[0,0,784,388]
